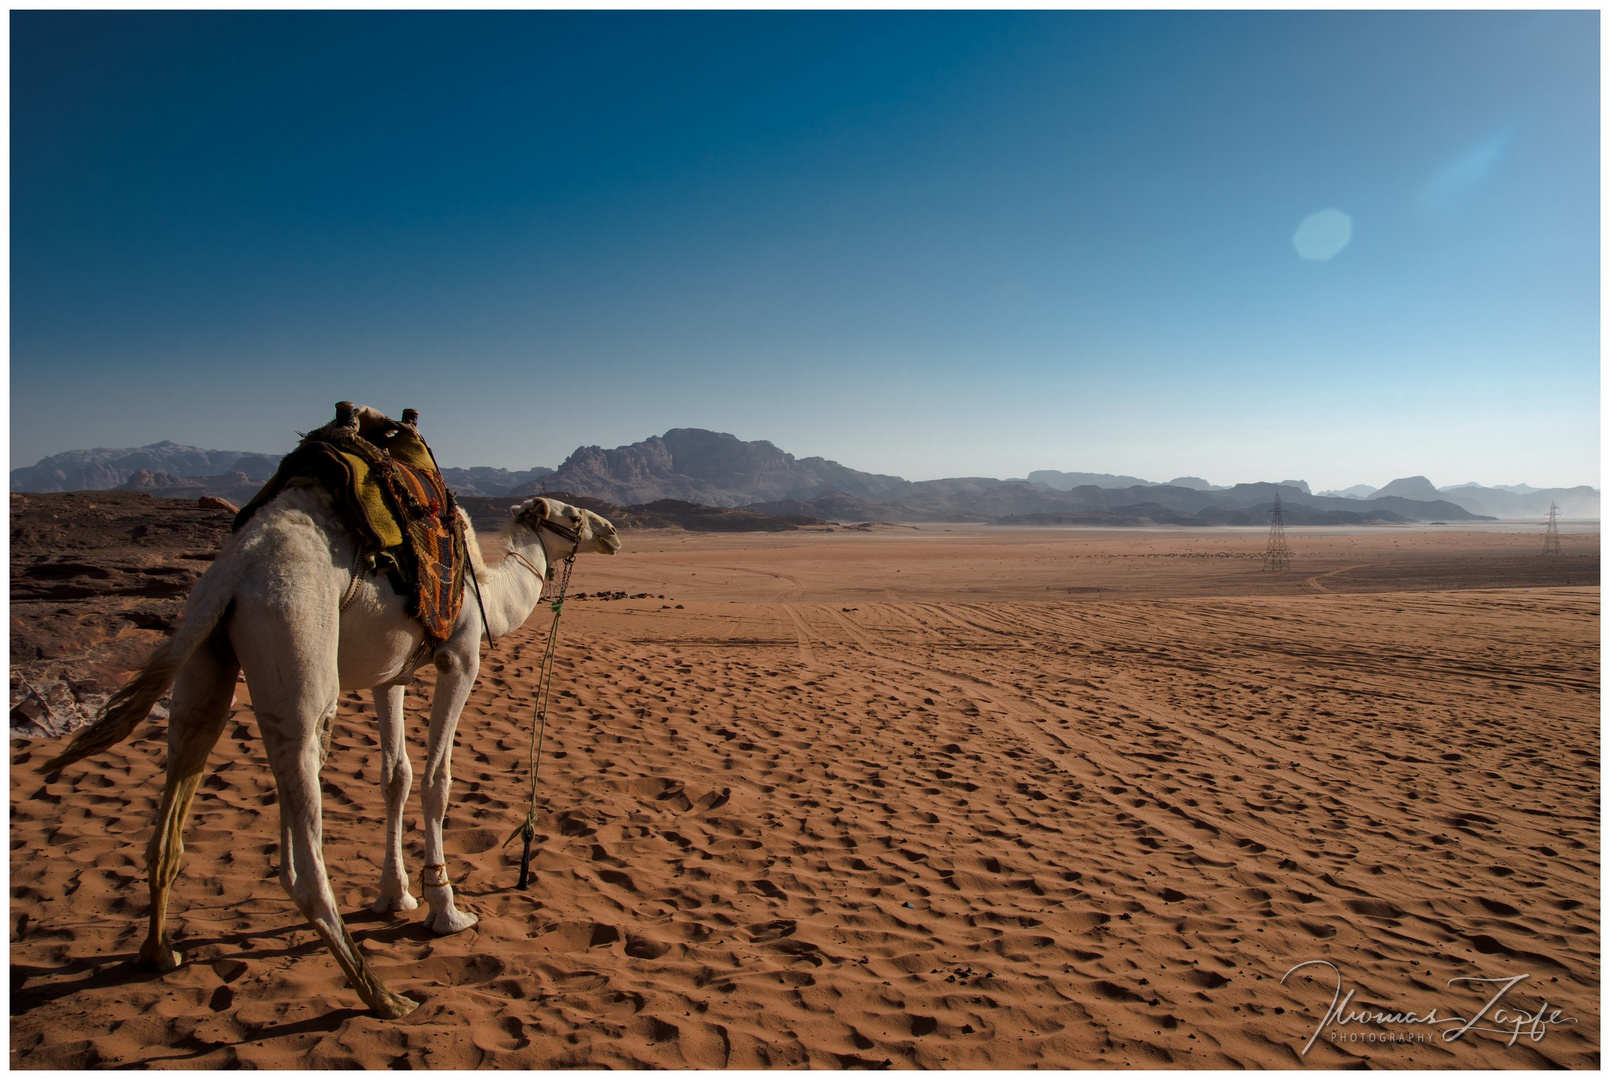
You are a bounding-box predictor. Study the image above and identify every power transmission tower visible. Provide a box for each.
[1543,501,1562,558]
[1262,492,1294,571]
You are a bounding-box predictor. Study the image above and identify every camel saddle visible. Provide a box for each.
[235,403,470,646]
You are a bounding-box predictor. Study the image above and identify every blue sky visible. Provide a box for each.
[11,10,1600,489]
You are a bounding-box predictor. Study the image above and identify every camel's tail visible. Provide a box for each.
[41,569,237,778]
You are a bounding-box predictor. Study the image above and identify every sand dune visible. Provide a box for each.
[11,526,1599,1068]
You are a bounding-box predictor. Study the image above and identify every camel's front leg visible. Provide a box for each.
[370,682,418,915]
[421,645,480,935]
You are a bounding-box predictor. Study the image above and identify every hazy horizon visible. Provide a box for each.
[11,11,1600,491]
[9,424,1598,497]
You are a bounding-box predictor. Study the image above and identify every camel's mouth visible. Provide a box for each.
[597,533,622,555]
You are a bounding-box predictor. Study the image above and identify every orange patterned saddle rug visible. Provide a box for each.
[236,404,470,646]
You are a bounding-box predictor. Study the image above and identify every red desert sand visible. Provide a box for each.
[11,521,1600,1068]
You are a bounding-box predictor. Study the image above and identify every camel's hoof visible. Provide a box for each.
[137,942,184,972]
[371,992,419,1021]
[371,892,419,916]
[427,908,479,936]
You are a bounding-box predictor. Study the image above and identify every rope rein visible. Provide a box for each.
[501,527,580,890]
[504,548,545,583]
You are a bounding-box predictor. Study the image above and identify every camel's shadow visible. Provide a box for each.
[10,907,439,1017]
[139,1006,371,1065]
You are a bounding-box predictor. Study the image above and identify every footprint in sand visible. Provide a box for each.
[746,918,796,943]
[624,934,672,960]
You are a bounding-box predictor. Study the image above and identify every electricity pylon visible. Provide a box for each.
[1543,501,1562,558]
[1262,492,1294,571]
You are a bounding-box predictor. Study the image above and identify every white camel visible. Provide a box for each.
[44,473,619,1020]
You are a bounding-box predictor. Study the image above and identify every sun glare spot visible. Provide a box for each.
[1292,209,1353,261]
[1420,128,1514,212]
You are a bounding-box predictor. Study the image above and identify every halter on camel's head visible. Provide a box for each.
[513,497,621,560]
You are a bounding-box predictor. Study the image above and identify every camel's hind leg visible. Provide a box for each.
[255,685,417,1019]
[139,636,239,971]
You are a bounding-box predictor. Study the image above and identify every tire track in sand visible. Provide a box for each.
[781,605,818,668]
[1307,564,1364,593]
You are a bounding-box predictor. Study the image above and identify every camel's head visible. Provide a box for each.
[511,497,621,556]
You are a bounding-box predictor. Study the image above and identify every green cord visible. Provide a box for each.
[503,553,576,865]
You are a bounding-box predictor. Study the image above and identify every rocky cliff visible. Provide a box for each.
[519,429,903,507]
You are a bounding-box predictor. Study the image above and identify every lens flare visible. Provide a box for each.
[1292,209,1353,261]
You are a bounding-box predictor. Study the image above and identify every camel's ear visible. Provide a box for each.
[512,497,550,522]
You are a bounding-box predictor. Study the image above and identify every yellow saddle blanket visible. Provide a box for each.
[235,405,469,645]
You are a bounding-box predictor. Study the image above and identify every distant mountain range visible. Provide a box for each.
[10,441,282,495]
[10,431,1599,523]
[1361,475,1599,519]
[439,465,554,496]
[1028,469,1157,490]
[1029,470,1295,494]
[517,428,903,506]
[747,483,1488,526]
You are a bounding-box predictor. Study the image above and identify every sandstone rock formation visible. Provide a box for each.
[523,429,903,507]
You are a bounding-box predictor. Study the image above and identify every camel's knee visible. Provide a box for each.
[382,754,413,802]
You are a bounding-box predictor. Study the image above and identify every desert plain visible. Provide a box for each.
[9,499,1601,1068]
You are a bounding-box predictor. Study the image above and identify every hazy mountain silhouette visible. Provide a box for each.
[1028,469,1156,490]
[1432,483,1599,519]
[437,466,554,497]
[11,428,1594,521]
[514,428,903,507]
[755,480,1487,525]
[1360,475,1597,518]
[1370,476,1441,501]
[11,441,281,493]
[1167,476,1227,491]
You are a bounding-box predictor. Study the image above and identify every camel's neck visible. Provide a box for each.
[478,532,568,640]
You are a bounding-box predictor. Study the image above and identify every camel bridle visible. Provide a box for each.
[506,513,585,582]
